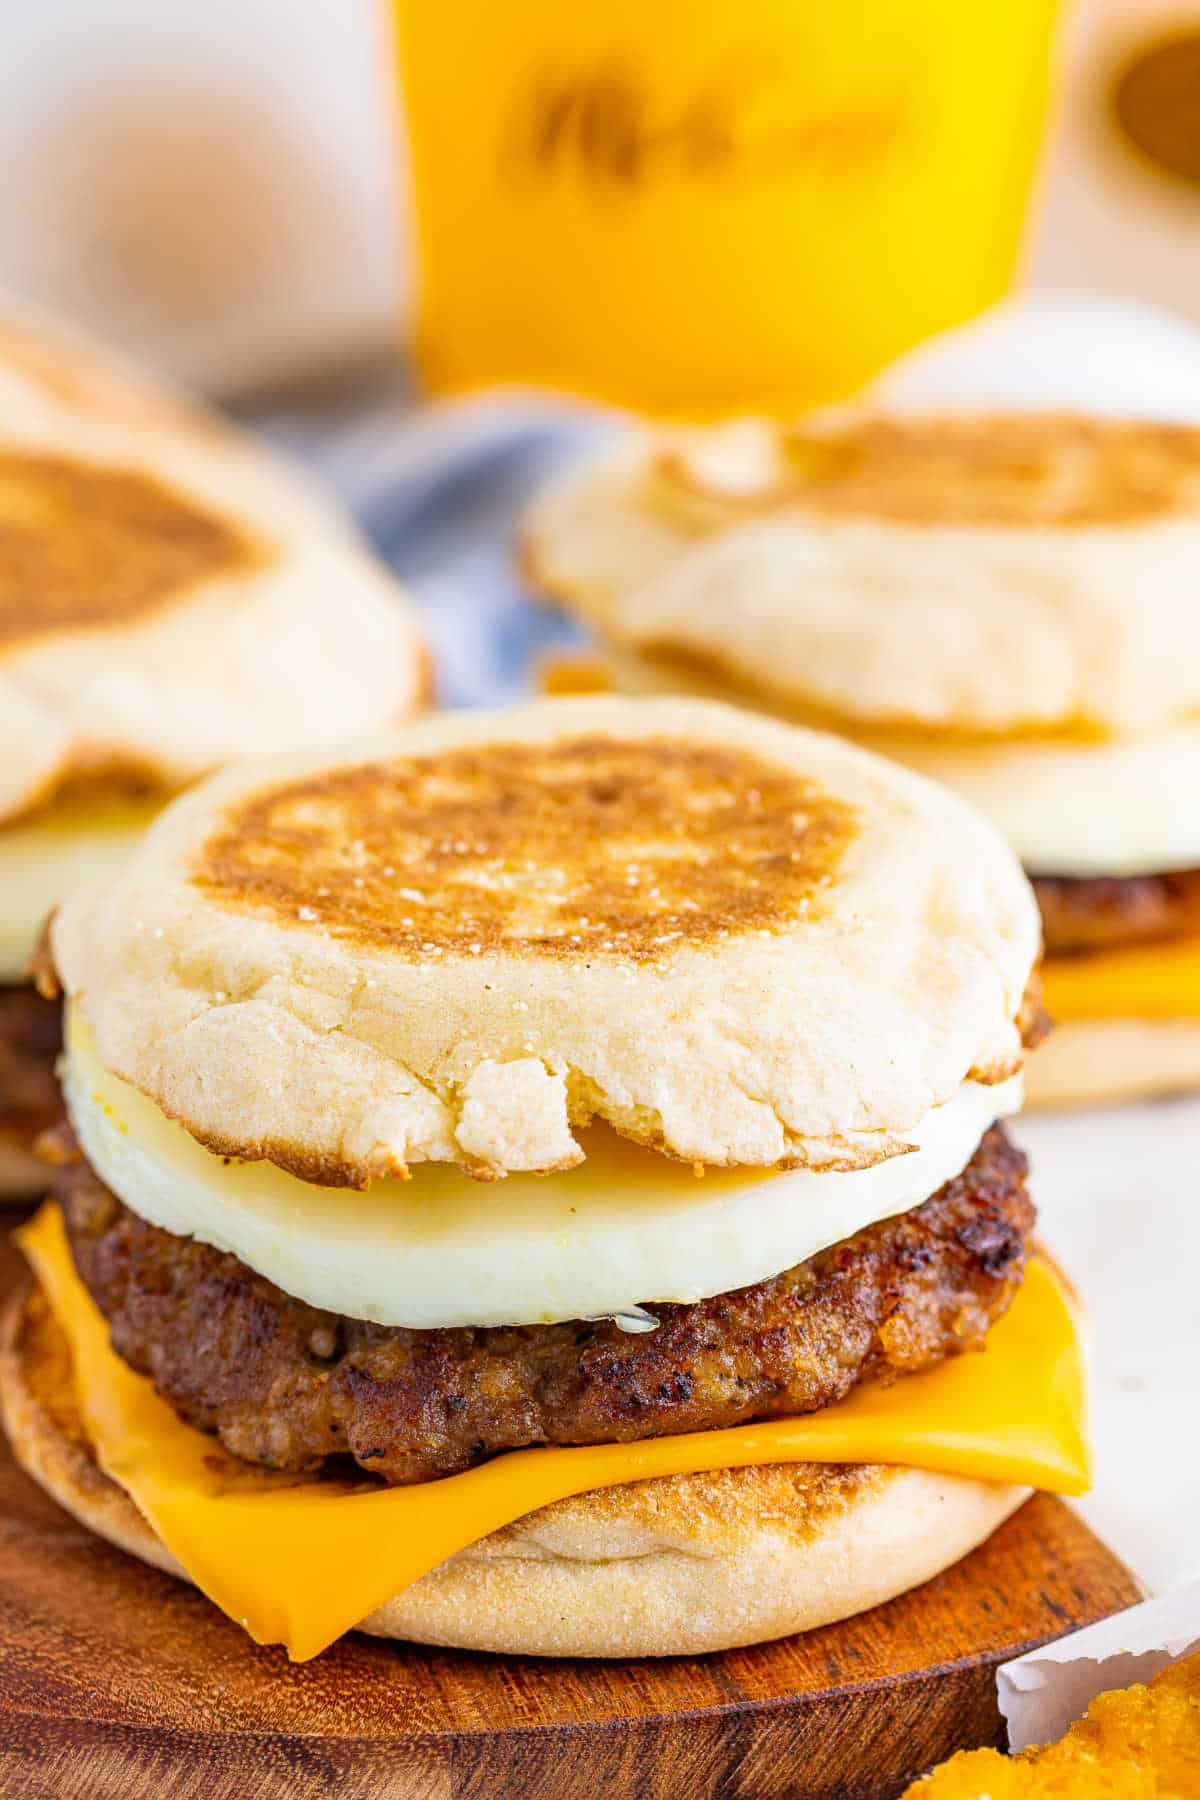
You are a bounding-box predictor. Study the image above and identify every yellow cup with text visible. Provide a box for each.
[393,0,1059,415]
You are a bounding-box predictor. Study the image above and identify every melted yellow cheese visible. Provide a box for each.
[19,1204,1091,1663]
[1042,935,1200,1023]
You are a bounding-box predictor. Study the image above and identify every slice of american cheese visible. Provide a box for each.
[18,1203,1091,1662]
[1042,935,1200,1023]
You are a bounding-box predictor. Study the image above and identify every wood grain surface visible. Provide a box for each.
[0,1223,1139,1800]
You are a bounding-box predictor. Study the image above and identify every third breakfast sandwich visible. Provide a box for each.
[2,698,1088,1659]
[523,412,1200,1105]
[0,305,427,1196]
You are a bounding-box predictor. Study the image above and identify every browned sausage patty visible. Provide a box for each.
[0,985,61,1151]
[58,1125,1032,1486]
[1034,867,1200,956]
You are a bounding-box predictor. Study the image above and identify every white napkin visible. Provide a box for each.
[999,1581,1200,1751]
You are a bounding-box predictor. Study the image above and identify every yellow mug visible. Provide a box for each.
[393,0,1059,415]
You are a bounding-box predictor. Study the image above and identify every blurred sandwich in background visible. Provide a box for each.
[0,302,427,1197]
[523,316,1200,1108]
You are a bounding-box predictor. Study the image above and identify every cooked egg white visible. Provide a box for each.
[870,723,1200,878]
[0,792,166,983]
[64,1006,1022,1329]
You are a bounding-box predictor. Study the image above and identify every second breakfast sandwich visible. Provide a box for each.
[524,413,1200,1105]
[0,305,427,1195]
[4,698,1088,1659]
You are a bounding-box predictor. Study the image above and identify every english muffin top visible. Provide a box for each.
[523,412,1200,739]
[54,698,1040,1182]
[0,305,426,826]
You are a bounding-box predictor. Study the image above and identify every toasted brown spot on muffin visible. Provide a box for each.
[477,1459,887,1554]
[192,735,859,961]
[0,451,265,648]
[60,1124,1031,1485]
[658,413,1200,530]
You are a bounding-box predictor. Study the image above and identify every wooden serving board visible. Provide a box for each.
[0,1228,1139,1800]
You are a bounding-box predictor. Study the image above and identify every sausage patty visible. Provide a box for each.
[0,985,61,1151]
[59,1124,1033,1486]
[1034,867,1200,956]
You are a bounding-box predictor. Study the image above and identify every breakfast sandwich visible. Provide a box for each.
[2,697,1088,1659]
[522,413,1200,1106]
[0,305,427,1194]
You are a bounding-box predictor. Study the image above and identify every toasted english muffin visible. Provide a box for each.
[50,696,1041,1186]
[1021,1019,1200,1107]
[522,411,1200,743]
[0,301,427,828]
